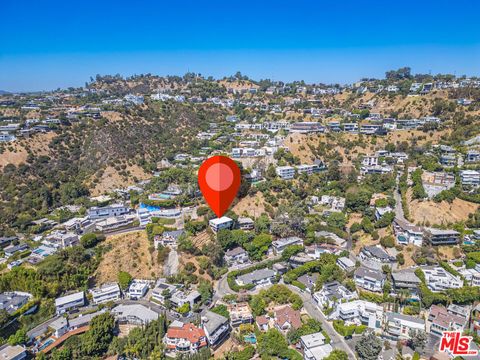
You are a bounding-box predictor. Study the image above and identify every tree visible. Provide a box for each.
[409,330,427,352]
[177,302,190,314]
[81,312,116,357]
[327,212,347,229]
[325,350,349,360]
[80,233,99,248]
[258,329,289,358]
[8,329,28,345]
[118,271,133,290]
[356,331,382,360]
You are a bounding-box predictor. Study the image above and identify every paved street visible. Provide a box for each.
[286,285,357,359]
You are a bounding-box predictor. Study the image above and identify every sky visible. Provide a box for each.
[1,0,479,92]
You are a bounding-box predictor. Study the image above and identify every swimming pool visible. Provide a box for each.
[139,203,162,212]
[244,333,256,344]
[39,338,54,350]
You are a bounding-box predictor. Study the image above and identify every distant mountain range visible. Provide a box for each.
[0,90,11,95]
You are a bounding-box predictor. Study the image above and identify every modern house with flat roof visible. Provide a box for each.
[54,291,85,315]
[272,236,303,254]
[301,332,333,360]
[424,228,460,246]
[276,166,295,180]
[209,217,234,232]
[354,267,386,293]
[112,304,159,325]
[384,312,425,340]
[422,267,463,292]
[201,311,230,348]
[126,279,151,300]
[90,283,121,304]
[236,268,276,288]
[87,203,130,220]
[224,247,249,265]
[328,300,383,329]
[336,257,355,272]
[391,270,421,290]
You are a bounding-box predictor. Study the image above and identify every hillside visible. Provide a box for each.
[0,101,226,232]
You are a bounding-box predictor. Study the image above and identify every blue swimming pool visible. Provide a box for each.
[244,334,256,344]
[139,203,162,212]
[39,338,54,350]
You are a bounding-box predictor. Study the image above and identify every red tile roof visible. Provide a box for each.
[274,306,302,330]
[166,323,207,346]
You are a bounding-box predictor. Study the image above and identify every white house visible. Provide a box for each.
[90,283,121,304]
[201,311,230,348]
[276,166,295,180]
[328,300,383,329]
[422,267,463,292]
[127,279,151,300]
[272,237,303,254]
[224,247,249,265]
[384,312,425,340]
[88,203,130,220]
[313,281,357,309]
[236,269,276,288]
[209,217,233,233]
[460,170,480,187]
[55,291,85,315]
[354,267,386,293]
[301,332,333,360]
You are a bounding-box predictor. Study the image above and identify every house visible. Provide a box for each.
[49,317,69,338]
[209,217,234,232]
[43,231,79,249]
[301,332,333,360]
[272,236,303,254]
[393,219,424,246]
[359,245,396,269]
[227,302,253,327]
[460,170,480,187]
[112,304,159,325]
[459,266,480,287]
[336,257,356,272]
[276,166,295,180]
[170,290,201,309]
[289,253,312,268]
[126,279,151,300]
[465,150,480,163]
[256,315,269,331]
[0,345,27,360]
[224,247,249,266]
[470,303,480,337]
[354,267,386,292]
[237,217,254,230]
[391,270,421,290]
[154,230,184,248]
[375,206,393,221]
[54,291,85,315]
[0,292,32,314]
[297,273,319,293]
[422,267,463,292]
[313,281,357,309]
[328,300,383,329]
[4,244,29,257]
[274,306,302,333]
[428,305,467,337]
[201,311,230,347]
[296,164,322,176]
[424,228,460,246]
[151,280,176,304]
[95,214,136,232]
[164,321,207,355]
[384,312,425,340]
[87,203,129,220]
[236,269,276,288]
[319,196,345,214]
[289,122,324,133]
[90,283,121,304]
[272,262,288,275]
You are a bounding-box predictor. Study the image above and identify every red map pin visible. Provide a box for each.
[198,155,241,218]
